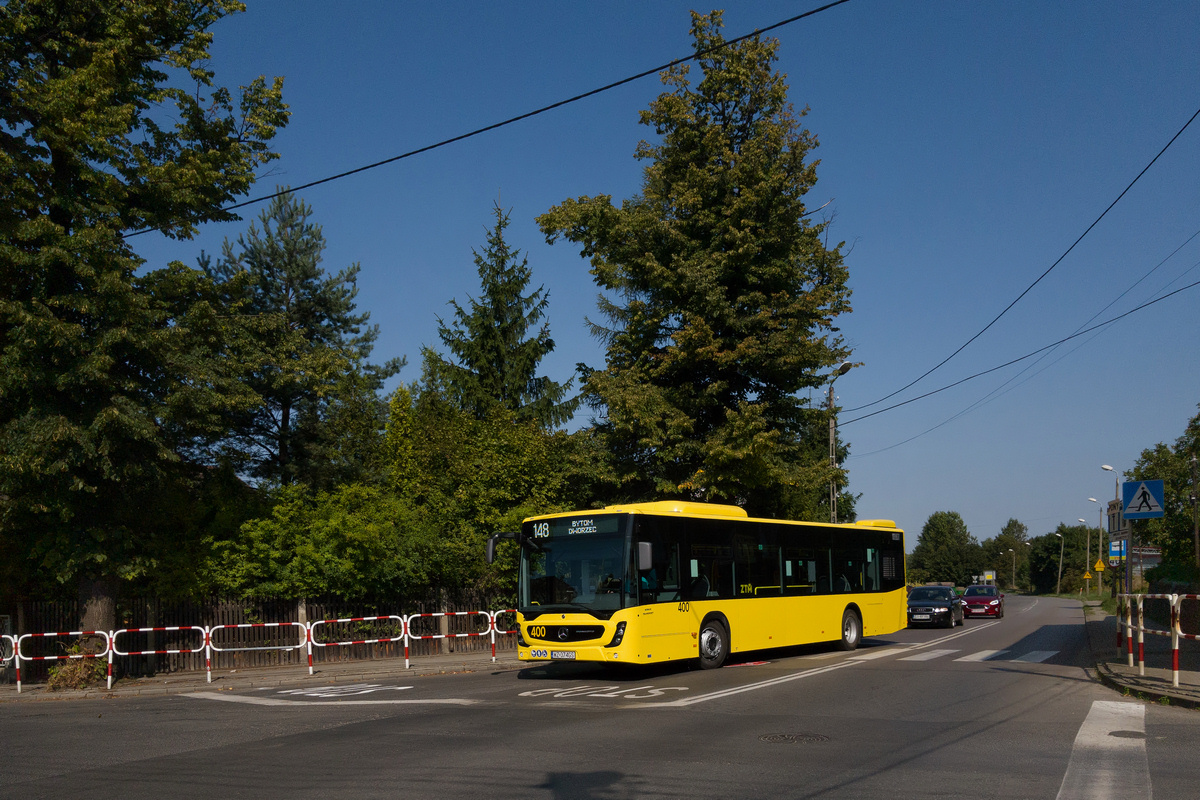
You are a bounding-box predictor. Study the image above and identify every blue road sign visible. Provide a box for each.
[1122,480,1165,520]
[1109,539,1125,565]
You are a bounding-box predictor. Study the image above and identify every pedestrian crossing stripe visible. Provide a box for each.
[893,649,1057,663]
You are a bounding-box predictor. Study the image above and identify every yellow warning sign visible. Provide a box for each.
[1084,572,1093,580]
[1094,559,1106,573]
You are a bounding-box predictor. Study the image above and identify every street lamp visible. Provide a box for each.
[1055,532,1064,595]
[1103,464,1131,594]
[1089,497,1106,598]
[1008,548,1015,590]
[1078,518,1090,598]
[827,361,852,524]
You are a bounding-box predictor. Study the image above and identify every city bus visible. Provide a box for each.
[486,500,906,669]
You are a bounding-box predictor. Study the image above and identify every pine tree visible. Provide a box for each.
[205,190,403,487]
[538,11,851,517]
[423,203,576,428]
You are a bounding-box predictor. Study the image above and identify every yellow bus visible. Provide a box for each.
[486,500,906,669]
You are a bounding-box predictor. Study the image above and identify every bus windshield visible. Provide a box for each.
[520,515,631,615]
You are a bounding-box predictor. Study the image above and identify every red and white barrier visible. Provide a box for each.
[489,609,517,663]
[1119,593,1200,688]
[3,609,518,691]
[109,626,207,690]
[206,622,307,684]
[15,630,112,694]
[306,615,406,675]
[403,611,492,669]
[1,634,15,687]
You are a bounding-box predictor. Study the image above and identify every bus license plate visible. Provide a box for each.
[550,651,576,660]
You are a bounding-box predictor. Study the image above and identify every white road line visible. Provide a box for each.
[908,620,1003,649]
[1009,650,1058,663]
[183,691,478,706]
[849,647,910,661]
[955,650,1009,662]
[898,649,959,662]
[634,660,860,708]
[1055,701,1149,800]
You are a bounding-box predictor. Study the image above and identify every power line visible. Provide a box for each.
[841,276,1200,427]
[844,103,1200,414]
[849,227,1200,455]
[123,0,852,239]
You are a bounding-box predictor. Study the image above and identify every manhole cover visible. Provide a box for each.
[760,733,829,744]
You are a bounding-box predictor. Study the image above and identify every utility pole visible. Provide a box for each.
[1191,454,1198,572]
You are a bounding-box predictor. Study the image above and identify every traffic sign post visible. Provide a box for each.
[1121,480,1164,595]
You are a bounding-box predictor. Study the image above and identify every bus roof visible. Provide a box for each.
[523,502,901,531]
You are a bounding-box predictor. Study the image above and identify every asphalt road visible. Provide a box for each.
[3,596,1199,799]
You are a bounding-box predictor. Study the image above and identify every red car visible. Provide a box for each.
[962,585,1004,618]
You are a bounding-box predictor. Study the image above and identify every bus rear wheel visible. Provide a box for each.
[698,619,728,669]
[837,608,861,651]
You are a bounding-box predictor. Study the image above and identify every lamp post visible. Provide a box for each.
[1103,464,1130,594]
[1078,518,1090,598]
[1055,532,1064,595]
[1089,497,1106,598]
[827,361,852,524]
[1008,548,1015,590]
[1024,542,1031,590]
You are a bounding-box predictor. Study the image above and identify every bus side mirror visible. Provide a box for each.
[486,535,498,564]
[637,541,653,571]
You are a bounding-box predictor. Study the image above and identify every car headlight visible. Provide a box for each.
[989,600,999,606]
[933,606,948,612]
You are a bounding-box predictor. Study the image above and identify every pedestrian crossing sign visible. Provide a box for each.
[1122,480,1164,520]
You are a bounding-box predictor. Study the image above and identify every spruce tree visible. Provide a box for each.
[0,1,287,626]
[423,203,576,428]
[538,11,852,517]
[205,190,403,487]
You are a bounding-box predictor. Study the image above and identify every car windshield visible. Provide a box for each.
[909,587,953,602]
[964,586,996,597]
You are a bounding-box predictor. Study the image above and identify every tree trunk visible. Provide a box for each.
[78,576,115,653]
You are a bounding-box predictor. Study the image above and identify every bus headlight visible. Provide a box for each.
[605,622,627,648]
[517,628,529,647]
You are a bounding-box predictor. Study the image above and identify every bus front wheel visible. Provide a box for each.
[837,609,861,651]
[698,619,728,669]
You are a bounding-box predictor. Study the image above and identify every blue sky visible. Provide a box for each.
[134,1,1200,551]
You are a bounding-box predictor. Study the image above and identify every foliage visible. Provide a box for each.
[909,512,983,587]
[981,519,1030,589]
[46,644,108,691]
[0,0,287,621]
[1128,403,1200,571]
[203,190,402,488]
[1027,523,1090,594]
[537,11,852,519]
[422,203,576,429]
[206,484,440,600]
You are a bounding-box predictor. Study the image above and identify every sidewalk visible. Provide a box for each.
[1084,600,1200,709]
[0,648,524,703]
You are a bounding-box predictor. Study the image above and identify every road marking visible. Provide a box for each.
[1055,701,1149,800]
[908,620,1003,649]
[955,650,1009,661]
[849,647,910,660]
[1009,650,1057,663]
[635,660,860,708]
[183,691,477,706]
[277,683,412,698]
[898,649,959,662]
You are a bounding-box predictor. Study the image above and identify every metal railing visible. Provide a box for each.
[1117,593,1200,688]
